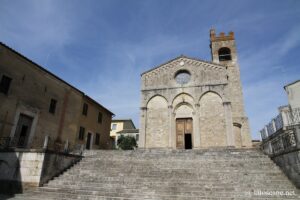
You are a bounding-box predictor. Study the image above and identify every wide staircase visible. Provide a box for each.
[9,148,300,199]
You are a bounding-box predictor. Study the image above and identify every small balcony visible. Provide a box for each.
[260,106,300,156]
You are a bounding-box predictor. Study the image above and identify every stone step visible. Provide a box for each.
[76,160,277,166]
[84,155,268,159]
[42,183,296,193]
[36,186,299,197]
[57,170,286,178]
[10,149,300,199]
[46,178,294,187]
[68,166,280,173]
[12,188,300,200]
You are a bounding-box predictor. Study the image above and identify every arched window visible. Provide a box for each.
[218,47,232,61]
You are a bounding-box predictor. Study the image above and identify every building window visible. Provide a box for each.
[79,126,85,140]
[49,99,57,114]
[218,47,232,61]
[0,75,12,95]
[82,103,88,116]
[95,133,100,145]
[111,124,117,130]
[136,134,139,142]
[98,112,103,123]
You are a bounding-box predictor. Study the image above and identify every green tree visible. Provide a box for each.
[117,135,137,150]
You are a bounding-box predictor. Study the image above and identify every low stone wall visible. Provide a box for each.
[261,125,300,189]
[40,150,81,185]
[272,150,300,188]
[0,149,81,194]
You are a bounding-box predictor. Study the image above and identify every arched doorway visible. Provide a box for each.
[176,118,193,149]
[174,103,194,149]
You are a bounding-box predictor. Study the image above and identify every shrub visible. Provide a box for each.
[117,135,137,150]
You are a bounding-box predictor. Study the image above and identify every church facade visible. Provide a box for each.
[139,29,252,149]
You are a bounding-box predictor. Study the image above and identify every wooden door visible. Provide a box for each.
[176,119,185,148]
[176,118,193,149]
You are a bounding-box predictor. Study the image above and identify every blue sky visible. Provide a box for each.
[1,0,300,139]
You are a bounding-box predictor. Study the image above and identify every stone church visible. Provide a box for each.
[139,29,252,149]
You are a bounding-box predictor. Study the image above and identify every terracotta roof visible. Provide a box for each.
[141,55,225,76]
[0,41,114,116]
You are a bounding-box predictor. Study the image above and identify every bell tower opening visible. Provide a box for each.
[218,47,232,61]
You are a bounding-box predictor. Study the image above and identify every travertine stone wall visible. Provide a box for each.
[145,96,169,148]
[140,30,252,149]
[199,92,226,147]
[139,57,233,149]
[0,150,81,193]
[210,30,251,147]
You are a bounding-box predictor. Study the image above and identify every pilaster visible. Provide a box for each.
[139,107,147,148]
[223,102,235,146]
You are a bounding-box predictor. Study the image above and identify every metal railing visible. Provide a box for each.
[260,107,300,140]
[260,107,300,156]
[287,107,300,126]
[0,135,85,155]
[261,127,298,156]
[0,137,10,149]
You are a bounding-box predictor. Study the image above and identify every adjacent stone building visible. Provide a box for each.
[284,80,300,109]
[139,29,252,149]
[110,119,138,147]
[0,42,114,151]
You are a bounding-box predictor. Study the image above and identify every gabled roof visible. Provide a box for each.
[141,55,225,76]
[0,41,114,116]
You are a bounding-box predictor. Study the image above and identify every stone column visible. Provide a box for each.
[171,112,176,149]
[139,107,147,148]
[193,103,201,148]
[223,102,235,147]
[168,105,173,148]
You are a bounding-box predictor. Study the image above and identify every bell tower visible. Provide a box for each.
[210,29,237,65]
[209,29,252,147]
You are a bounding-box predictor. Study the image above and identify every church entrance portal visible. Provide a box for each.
[176,118,193,149]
